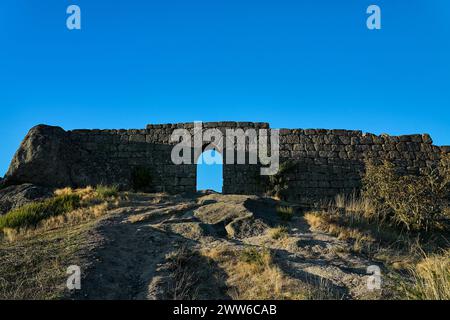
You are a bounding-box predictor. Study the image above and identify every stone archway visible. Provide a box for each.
[196,144,223,193]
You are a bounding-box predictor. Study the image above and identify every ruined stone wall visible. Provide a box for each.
[66,122,268,194]
[3,122,268,194]
[277,128,447,204]
[3,122,449,204]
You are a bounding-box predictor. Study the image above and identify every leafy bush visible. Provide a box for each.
[363,155,450,232]
[131,166,152,192]
[95,185,119,199]
[0,194,81,230]
[265,160,297,200]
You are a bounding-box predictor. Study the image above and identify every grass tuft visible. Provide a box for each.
[404,250,450,300]
[239,247,272,270]
[95,185,119,200]
[268,226,289,240]
[0,194,80,231]
[276,206,294,221]
[202,244,340,300]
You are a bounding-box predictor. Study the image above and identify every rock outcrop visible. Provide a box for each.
[4,125,77,188]
[0,183,52,215]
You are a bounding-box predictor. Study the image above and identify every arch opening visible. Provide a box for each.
[196,148,223,193]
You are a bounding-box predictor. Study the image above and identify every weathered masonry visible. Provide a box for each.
[3,122,449,204]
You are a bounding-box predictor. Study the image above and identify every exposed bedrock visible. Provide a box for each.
[4,125,75,187]
[0,183,53,215]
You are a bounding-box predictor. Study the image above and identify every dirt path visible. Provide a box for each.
[73,193,383,300]
[74,194,198,299]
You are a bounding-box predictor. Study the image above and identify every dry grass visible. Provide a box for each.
[94,185,119,200]
[404,249,450,300]
[333,193,378,222]
[268,226,289,240]
[149,194,167,204]
[3,203,109,242]
[0,224,93,299]
[0,194,81,231]
[165,247,202,300]
[305,211,429,275]
[303,206,419,270]
[309,192,425,251]
[0,186,119,299]
[307,192,450,299]
[205,245,295,300]
[41,203,109,229]
[1,186,119,242]
[305,211,375,251]
[162,246,230,300]
[55,185,120,202]
[202,244,339,300]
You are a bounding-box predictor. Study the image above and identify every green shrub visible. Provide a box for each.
[239,247,271,268]
[438,154,450,197]
[131,166,152,192]
[363,157,450,232]
[0,194,81,230]
[276,206,294,221]
[95,185,119,199]
[265,160,297,200]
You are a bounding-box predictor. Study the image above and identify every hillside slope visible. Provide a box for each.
[68,192,384,300]
[1,190,419,300]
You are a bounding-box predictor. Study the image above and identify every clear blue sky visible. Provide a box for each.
[197,150,223,192]
[1,1,449,189]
